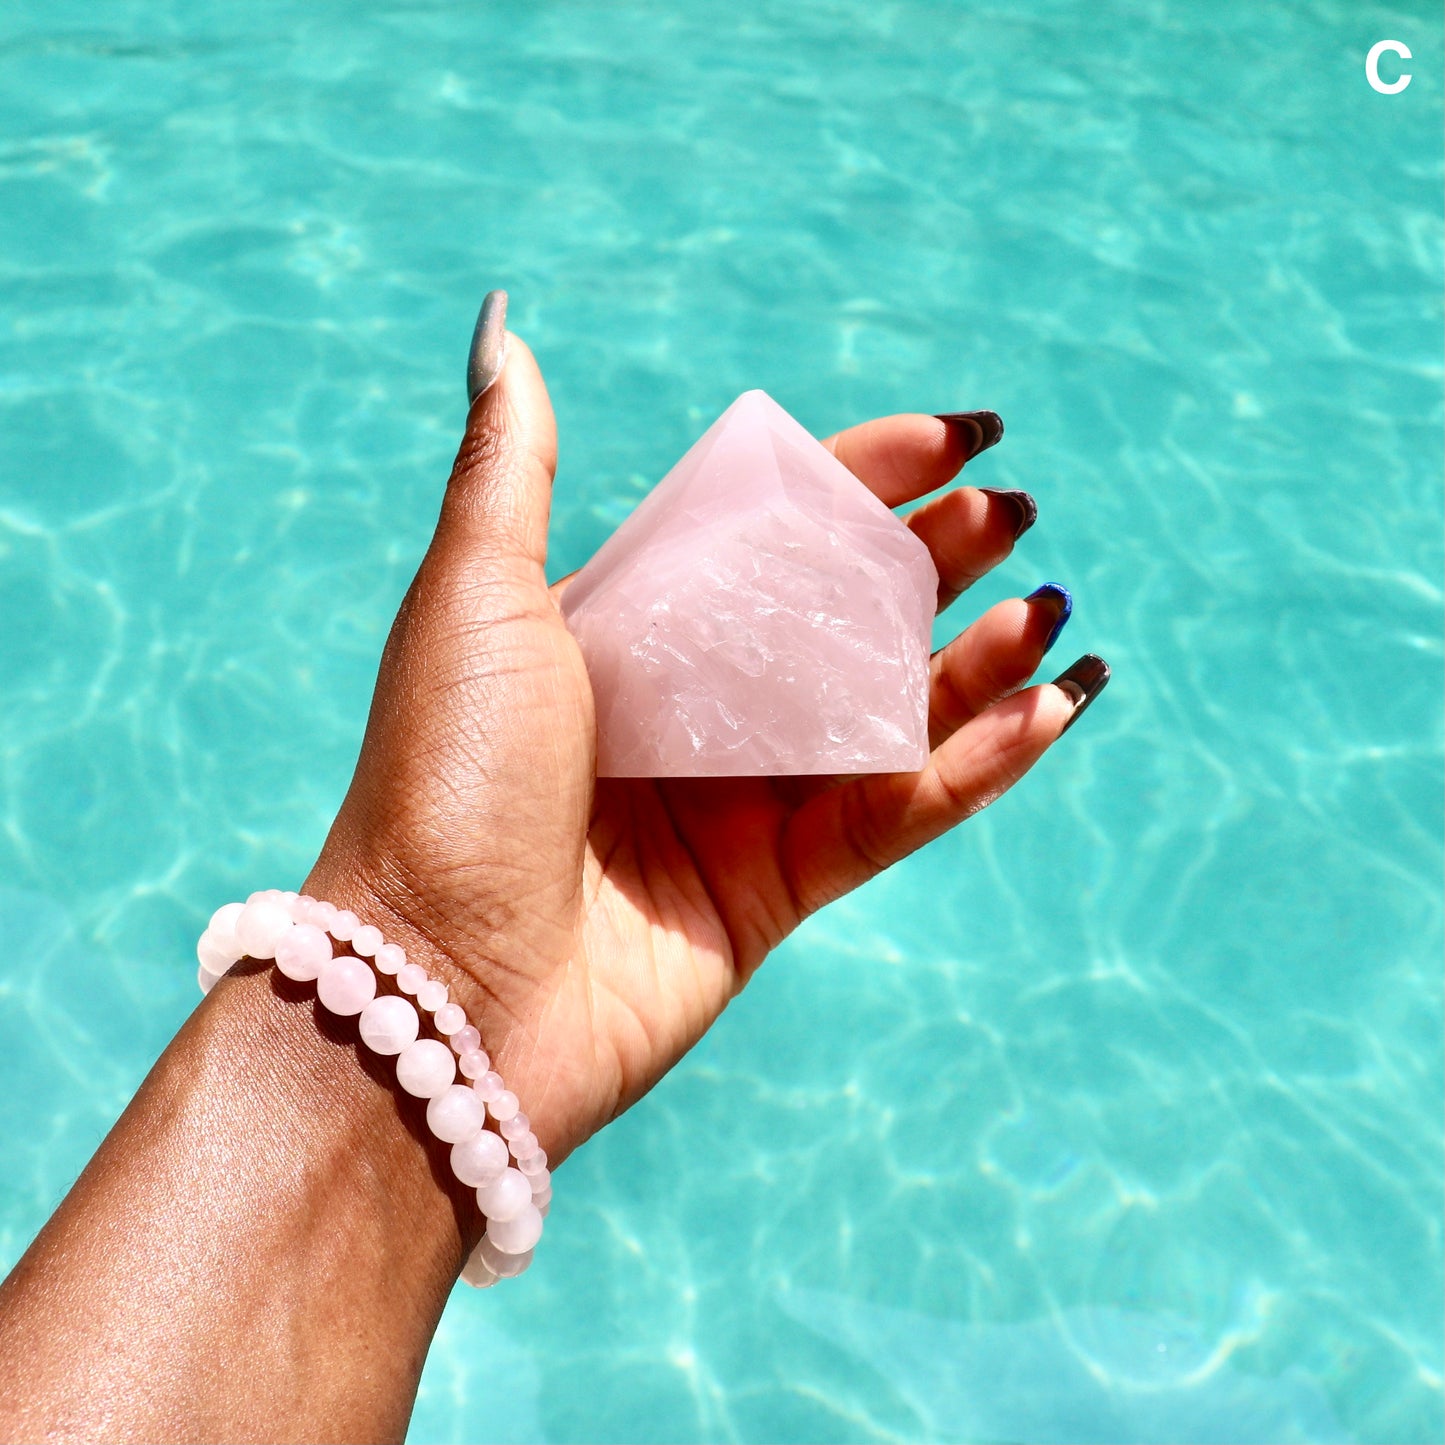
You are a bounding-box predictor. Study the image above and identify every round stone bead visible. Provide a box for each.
[486,1202,544,1255]
[396,1039,456,1098]
[489,1090,520,1123]
[529,1167,550,1195]
[397,963,428,995]
[317,954,376,1016]
[197,931,235,972]
[434,1003,467,1036]
[197,961,224,995]
[458,1049,490,1080]
[235,899,294,960]
[374,943,406,975]
[358,995,420,1055]
[417,980,448,1012]
[531,1181,552,1208]
[476,1236,535,1278]
[508,1131,539,1160]
[274,923,331,982]
[311,900,339,931]
[499,1113,529,1141]
[330,909,360,941]
[473,1071,504,1103]
[475,1167,532,1223]
[426,1084,486,1144]
[450,1025,482,1055]
[460,1246,500,1289]
[450,1128,510,1187]
[518,1148,548,1177]
[351,924,384,957]
[207,902,246,957]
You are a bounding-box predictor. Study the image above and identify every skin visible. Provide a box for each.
[0,335,1089,1444]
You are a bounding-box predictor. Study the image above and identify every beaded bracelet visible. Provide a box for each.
[195,889,548,1288]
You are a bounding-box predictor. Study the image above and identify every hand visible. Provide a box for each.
[305,330,1106,1170]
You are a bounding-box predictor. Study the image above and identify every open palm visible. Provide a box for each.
[307,330,1100,1171]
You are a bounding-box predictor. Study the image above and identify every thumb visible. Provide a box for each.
[437,291,559,571]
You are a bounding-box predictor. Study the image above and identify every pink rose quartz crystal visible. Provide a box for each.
[561,390,939,777]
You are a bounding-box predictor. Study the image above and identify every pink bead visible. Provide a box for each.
[206,902,246,956]
[499,1113,530,1141]
[280,890,299,904]
[312,900,339,930]
[531,1176,552,1203]
[450,1025,482,1055]
[358,995,420,1055]
[450,1129,510,1188]
[235,899,294,960]
[395,1039,455,1098]
[417,980,448,1012]
[426,1085,486,1144]
[197,961,223,995]
[274,923,332,982]
[518,1148,548,1176]
[475,1167,531,1223]
[485,1203,543,1256]
[476,1236,534,1278]
[459,1049,490,1079]
[197,931,236,972]
[351,924,384,956]
[461,1236,533,1286]
[473,1071,504,1102]
[434,1003,467,1036]
[331,909,360,941]
[316,954,376,1016]
[460,1249,500,1289]
[489,1090,520,1123]
[374,943,406,975]
[397,963,428,995]
[508,1131,538,1160]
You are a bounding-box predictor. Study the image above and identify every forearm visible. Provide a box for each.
[0,963,470,1445]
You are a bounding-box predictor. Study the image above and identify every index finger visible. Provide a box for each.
[822,410,1002,507]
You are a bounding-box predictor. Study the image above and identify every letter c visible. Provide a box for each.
[1366,40,1412,94]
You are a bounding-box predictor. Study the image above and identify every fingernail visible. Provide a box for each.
[981,487,1037,538]
[467,289,509,405]
[935,409,1004,460]
[1025,583,1073,654]
[1051,653,1110,734]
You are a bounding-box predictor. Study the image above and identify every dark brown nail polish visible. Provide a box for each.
[981,487,1037,538]
[1051,653,1110,733]
[935,409,1004,460]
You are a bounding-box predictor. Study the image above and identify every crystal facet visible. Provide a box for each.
[561,390,938,776]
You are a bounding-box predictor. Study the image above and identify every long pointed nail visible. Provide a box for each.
[1025,583,1072,653]
[982,487,1037,538]
[467,290,509,405]
[935,409,1004,460]
[1051,653,1110,733]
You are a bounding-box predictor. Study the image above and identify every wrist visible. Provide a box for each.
[301,847,571,1167]
[197,963,481,1272]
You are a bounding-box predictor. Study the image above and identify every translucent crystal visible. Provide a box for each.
[562,390,937,776]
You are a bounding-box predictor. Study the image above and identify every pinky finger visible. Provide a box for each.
[781,655,1110,917]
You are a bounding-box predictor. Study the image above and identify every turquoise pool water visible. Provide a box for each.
[1,2,1441,1440]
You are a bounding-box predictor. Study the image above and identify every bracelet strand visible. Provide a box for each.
[195,889,548,1288]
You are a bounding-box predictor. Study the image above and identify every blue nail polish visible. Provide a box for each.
[1025,583,1073,654]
